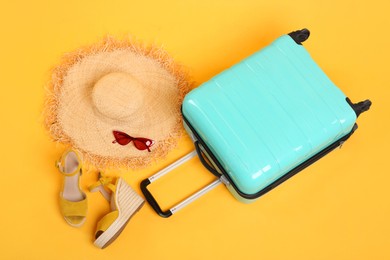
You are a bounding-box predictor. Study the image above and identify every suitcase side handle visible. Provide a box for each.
[194,141,222,178]
[140,148,222,218]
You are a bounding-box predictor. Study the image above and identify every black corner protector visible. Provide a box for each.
[288,28,310,45]
[346,97,372,118]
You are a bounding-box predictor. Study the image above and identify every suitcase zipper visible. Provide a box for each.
[182,112,358,200]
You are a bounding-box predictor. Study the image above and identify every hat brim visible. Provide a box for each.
[44,36,192,169]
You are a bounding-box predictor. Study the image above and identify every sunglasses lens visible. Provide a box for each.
[113,130,154,152]
[133,138,154,152]
[113,131,132,145]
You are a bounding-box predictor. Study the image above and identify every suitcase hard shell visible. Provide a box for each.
[141,29,371,217]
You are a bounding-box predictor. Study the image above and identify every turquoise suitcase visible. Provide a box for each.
[141,29,371,217]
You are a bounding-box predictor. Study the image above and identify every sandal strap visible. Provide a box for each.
[89,173,116,202]
[56,149,82,177]
[89,174,116,192]
[95,210,119,234]
[59,197,87,217]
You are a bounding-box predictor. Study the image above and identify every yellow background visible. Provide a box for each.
[1,0,389,259]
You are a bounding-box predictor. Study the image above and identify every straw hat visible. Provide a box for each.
[44,37,191,169]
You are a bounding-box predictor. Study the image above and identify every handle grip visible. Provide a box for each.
[140,144,222,218]
[140,178,173,218]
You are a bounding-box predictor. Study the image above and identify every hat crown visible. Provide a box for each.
[92,72,144,120]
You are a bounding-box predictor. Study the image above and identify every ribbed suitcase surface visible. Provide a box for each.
[182,35,357,196]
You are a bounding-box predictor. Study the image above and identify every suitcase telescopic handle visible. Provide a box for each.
[140,142,222,218]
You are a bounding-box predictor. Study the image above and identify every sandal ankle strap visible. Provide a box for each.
[89,173,116,202]
[56,149,82,177]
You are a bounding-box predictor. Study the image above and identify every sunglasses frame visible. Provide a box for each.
[112,130,154,152]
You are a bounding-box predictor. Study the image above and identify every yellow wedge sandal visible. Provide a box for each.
[89,174,145,249]
[56,149,87,227]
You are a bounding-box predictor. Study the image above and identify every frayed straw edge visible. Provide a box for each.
[43,35,193,170]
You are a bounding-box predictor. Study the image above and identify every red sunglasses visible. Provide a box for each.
[112,130,155,152]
